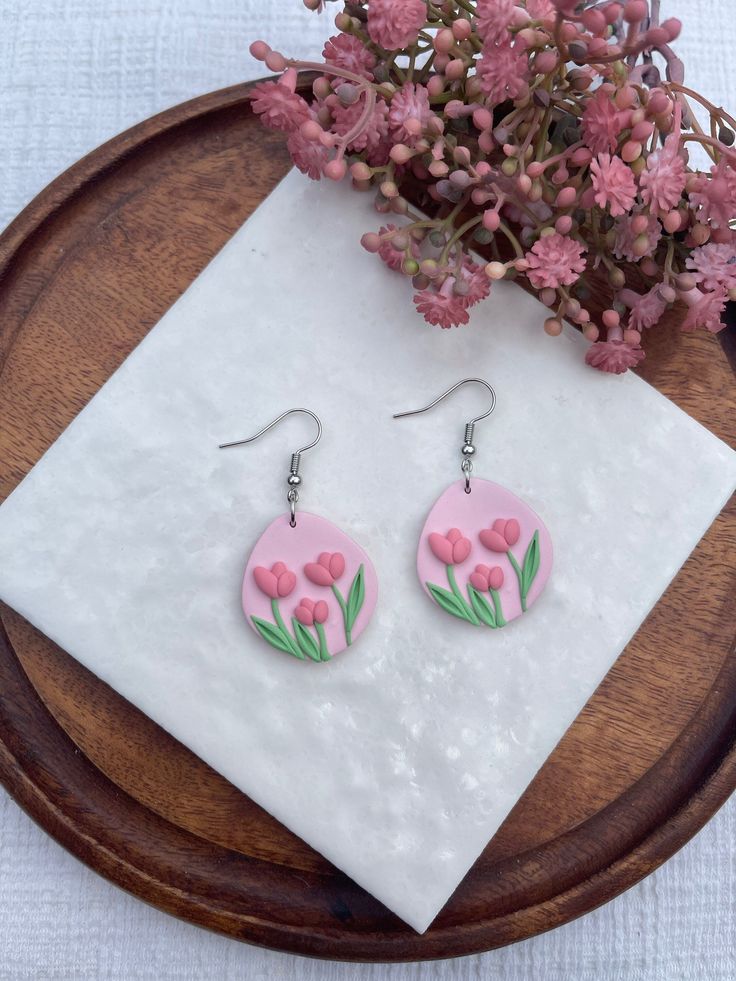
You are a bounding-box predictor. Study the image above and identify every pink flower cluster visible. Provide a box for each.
[250,1,736,373]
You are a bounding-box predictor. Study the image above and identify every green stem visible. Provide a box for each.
[507,552,526,613]
[271,598,301,657]
[446,565,480,625]
[490,589,506,627]
[315,622,330,661]
[331,584,352,646]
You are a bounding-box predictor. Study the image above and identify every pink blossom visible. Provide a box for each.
[526,0,555,15]
[413,277,471,328]
[479,518,520,553]
[304,552,346,586]
[627,287,667,330]
[388,82,433,146]
[525,233,587,290]
[476,37,529,105]
[686,242,736,292]
[475,0,515,42]
[590,154,638,217]
[639,133,686,212]
[469,564,505,592]
[585,327,645,373]
[582,86,625,154]
[331,95,389,156]
[689,159,736,229]
[456,257,491,308]
[294,597,329,626]
[681,286,728,333]
[428,529,472,565]
[613,213,662,262]
[251,72,310,133]
[323,33,376,80]
[287,130,329,180]
[253,562,297,599]
[377,223,420,271]
[367,0,426,50]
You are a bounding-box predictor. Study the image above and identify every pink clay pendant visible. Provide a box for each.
[418,479,552,627]
[394,378,553,629]
[220,407,377,662]
[242,512,378,661]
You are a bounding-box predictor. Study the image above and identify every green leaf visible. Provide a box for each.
[426,582,477,623]
[521,530,541,598]
[252,616,305,658]
[292,619,322,662]
[346,564,365,631]
[468,586,497,628]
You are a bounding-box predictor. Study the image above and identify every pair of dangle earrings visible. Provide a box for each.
[220,379,552,663]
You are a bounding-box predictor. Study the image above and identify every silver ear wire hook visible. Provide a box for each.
[219,408,322,527]
[393,378,497,494]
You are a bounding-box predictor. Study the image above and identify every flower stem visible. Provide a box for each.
[331,584,351,646]
[271,598,300,656]
[507,552,526,612]
[446,565,480,625]
[490,589,507,627]
[315,621,330,661]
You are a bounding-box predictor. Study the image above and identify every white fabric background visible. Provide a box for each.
[0,1,734,977]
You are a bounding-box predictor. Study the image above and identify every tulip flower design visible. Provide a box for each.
[251,561,305,659]
[479,518,540,613]
[425,528,480,625]
[304,551,364,647]
[292,597,331,662]
[467,563,506,628]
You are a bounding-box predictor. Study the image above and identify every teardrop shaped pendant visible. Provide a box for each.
[394,379,553,629]
[242,511,378,661]
[418,478,552,627]
[220,408,377,662]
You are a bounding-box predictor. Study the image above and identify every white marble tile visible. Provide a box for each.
[0,170,734,932]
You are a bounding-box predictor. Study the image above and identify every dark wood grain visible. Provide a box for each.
[0,79,734,962]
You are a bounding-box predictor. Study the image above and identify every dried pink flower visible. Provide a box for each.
[686,242,736,292]
[689,159,736,229]
[627,287,667,330]
[639,131,686,212]
[251,73,311,133]
[590,153,638,216]
[475,0,515,42]
[367,0,426,50]
[585,327,645,373]
[457,258,491,308]
[388,82,433,145]
[681,286,728,333]
[525,233,587,289]
[332,95,389,155]
[526,0,555,16]
[613,213,662,262]
[476,37,529,105]
[414,277,471,328]
[323,33,376,80]
[377,224,421,271]
[287,130,329,180]
[581,86,625,154]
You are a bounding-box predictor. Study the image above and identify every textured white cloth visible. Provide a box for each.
[0,0,734,976]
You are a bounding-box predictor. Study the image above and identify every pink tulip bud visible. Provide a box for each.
[294,597,329,626]
[428,529,472,566]
[304,552,345,586]
[479,518,521,553]
[254,562,296,599]
[249,41,271,62]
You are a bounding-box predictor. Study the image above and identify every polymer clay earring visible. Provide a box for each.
[393,379,552,628]
[219,408,377,661]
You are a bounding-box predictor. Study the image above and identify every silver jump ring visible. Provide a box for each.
[461,457,473,494]
[287,487,299,527]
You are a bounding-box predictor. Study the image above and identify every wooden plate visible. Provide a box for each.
[0,79,734,962]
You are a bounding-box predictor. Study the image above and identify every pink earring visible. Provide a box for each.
[394,379,552,628]
[220,408,377,662]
